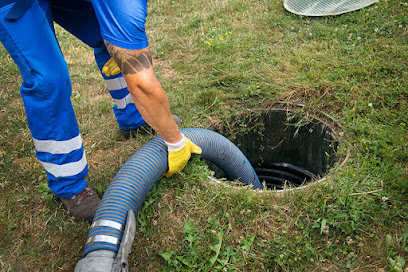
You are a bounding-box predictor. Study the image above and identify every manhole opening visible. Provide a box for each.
[208,108,342,190]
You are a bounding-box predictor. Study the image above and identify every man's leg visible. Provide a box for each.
[51,0,147,132]
[0,0,99,221]
[90,0,201,177]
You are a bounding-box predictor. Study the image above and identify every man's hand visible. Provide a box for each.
[164,135,202,177]
[102,57,121,77]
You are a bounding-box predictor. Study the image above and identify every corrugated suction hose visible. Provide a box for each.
[81,128,261,259]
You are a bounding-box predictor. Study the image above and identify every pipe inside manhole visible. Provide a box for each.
[207,108,344,191]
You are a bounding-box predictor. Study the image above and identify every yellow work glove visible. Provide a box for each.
[102,57,121,77]
[164,134,202,177]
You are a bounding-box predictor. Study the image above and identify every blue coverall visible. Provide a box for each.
[0,0,149,197]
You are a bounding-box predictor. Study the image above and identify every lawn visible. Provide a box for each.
[0,0,407,271]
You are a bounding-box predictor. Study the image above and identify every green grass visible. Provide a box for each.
[1,0,408,271]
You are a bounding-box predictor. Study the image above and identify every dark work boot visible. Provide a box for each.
[121,114,182,139]
[60,187,101,223]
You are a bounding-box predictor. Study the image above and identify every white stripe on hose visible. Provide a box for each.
[86,235,120,245]
[91,220,124,231]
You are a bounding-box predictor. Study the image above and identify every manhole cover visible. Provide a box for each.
[284,0,379,16]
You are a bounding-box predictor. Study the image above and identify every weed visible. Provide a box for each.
[388,256,406,272]
[37,182,55,202]
[160,220,257,271]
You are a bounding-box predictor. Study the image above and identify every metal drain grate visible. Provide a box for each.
[284,0,379,16]
[255,163,318,189]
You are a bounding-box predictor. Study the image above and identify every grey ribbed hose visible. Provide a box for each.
[82,128,261,256]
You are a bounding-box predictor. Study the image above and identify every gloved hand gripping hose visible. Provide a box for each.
[164,133,202,177]
[74,128,261,272]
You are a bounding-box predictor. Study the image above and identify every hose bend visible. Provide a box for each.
[75,128,261,271]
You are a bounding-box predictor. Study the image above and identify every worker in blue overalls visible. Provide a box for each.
[0,0,202,222]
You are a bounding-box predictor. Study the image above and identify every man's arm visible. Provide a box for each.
[104,41,183,143]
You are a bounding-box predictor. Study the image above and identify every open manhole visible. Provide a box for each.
[208,107,345,191]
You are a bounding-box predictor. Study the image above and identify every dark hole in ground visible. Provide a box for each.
[208,108,340,190]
